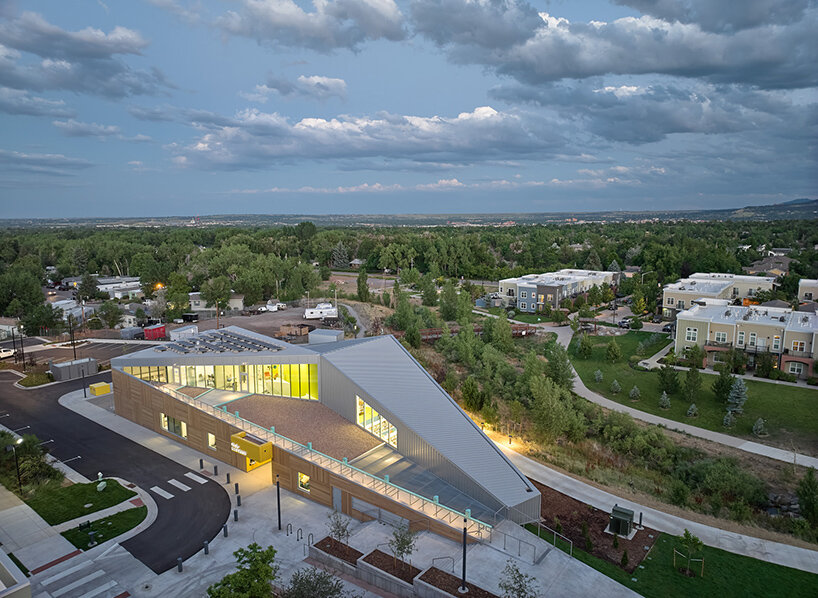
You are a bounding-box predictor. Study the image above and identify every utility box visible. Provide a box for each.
[50,357,98,381]
[609,505,634,536]
[89,382,111,395]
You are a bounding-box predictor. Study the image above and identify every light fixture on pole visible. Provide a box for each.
[5,438,24,493]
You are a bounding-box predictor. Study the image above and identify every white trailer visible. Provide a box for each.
[303,303,338,320]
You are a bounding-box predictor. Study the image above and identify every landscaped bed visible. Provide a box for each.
[313,536,363,566]
[26,479,136,525]
[62,506,147,549]
[527,478,657,573]
[418,567,498,598]
[362,549,420,584]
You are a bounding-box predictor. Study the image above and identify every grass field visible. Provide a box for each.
[524,526,817,598]
[62,506,147,550]
[17,372,53,387]
[571,331,818,450]
[26,479,136,525]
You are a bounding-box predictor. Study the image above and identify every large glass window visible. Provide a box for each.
[356,396,397,447]
[297,472,311,493]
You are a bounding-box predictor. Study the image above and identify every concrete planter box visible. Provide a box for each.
[356,557,416,598]
[414,575,455,598]
[308,544,358,577]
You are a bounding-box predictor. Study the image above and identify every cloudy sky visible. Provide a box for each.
[1,0,815,217]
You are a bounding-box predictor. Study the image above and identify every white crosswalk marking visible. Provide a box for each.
[40,561,92,585]
[168,478,191,492]
[150,485,174,499]
[77,581,118,598]
[51,571,105,597]
[184,472,208,484]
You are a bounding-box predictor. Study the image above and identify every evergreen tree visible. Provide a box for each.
[578,333,593,359]
[723,410,735,428]
[330,242,349,269]
[593,369,603,383]
[420,274,437,306]
[658,362,679,394]
[727,378,748,414]
[610,379,621,394]
[608,259,621,272]
[606,339,622,362]
[439,281,458,321]
[585,249,602,271]
[492,313,514,354]
[687,403,698,417]
[659,391,670,409]
[684,366,701,402]
[752,417,767,436]
[404,323,421,349]
[712,365,735,403]
[797,468,818,529]
[629,385,641,400]
[587,285,602,306]
[545,342,574,389]
[357,269,369,302]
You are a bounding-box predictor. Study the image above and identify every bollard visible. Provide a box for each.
[214,465,219,476]
[234,482,239,495]
[233,509,239,522]
[223,524,228,538]
[199,458,203,470]
[237,494,242,507]
[177,557,183,573]
[203,540,209,555]
[226,472,230,484]
[639,512,643,528]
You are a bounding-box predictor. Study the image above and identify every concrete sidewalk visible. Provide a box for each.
[496,442,818,574]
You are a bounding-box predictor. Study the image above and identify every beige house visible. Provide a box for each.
[188,291,244,314]
[675,300,817,378]
[799,279,818,302]
[662,273,777,319]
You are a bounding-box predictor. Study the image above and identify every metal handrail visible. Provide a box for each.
[142,378,493,537]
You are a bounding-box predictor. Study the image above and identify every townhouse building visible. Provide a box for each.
[674,300,816,379]
[498,269,619,313]
[799,279,818,302]
[661,273,777,319]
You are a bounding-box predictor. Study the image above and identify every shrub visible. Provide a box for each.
[686,403,698,417]
[610,379,621,394]
[807,377,818,386]
[629,385,641,401]
[606,339,622,362]
[669,480,690,506]
[612,533,619,549]
[594,369,603,383]
[730,499,752,522]
[723,411,736,428]
[752,418,768,437]
[797,468,818,529]
[658,391,671,410]
[621,550,629,568]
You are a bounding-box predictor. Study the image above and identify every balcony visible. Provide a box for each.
[704,340,732,349]
[785,348,813,359]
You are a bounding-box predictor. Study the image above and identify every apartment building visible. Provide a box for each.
[498,269,619,313]
[674,300,816,378]
[799,279,818,302]
[662,273,777,319]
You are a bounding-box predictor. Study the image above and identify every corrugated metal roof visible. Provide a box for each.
[321,335,537,510]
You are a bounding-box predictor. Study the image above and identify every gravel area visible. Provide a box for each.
[226,394,382,460]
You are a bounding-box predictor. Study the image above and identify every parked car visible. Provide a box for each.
[0,348,15,359]
[662,323,675,333]
[617,317,632,328]
[652,314,662,323]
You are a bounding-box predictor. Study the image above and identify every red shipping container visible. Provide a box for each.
[143,324,166,340]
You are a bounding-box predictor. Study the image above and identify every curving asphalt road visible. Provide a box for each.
[0,370,231,573]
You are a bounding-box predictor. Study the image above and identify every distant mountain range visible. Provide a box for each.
[2,199,816,228]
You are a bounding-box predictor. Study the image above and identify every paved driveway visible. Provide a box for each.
[0,371,231,573]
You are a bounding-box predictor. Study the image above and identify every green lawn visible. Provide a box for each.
[524,526,817,598]
[571,332,818,449]
[26,479,136,525]
[18,372,54,387]
[61,506,147,550]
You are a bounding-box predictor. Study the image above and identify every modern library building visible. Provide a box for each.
[111,326,540,539]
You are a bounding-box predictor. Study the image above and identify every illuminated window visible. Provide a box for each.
[355,396,397,447]
[207,432,217,450]
[773,336,781,351]
[160,413,187,439]
[792,340,806,352]
[297,472,311,493]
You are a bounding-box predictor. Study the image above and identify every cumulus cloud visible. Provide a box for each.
[612,0,815,32]
[241,75,347,102]
[0,13,171,98]
[0,86,74,116]
[169,105,566,169]
[217,0,406,52]
[411,1,817,89]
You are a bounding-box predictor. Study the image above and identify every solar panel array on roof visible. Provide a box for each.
[158,329,284,354]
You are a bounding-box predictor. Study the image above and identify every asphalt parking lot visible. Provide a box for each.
[29,341,155,366]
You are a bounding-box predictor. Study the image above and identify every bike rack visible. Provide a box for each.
[296,528,303,541]
[286,523,293,536]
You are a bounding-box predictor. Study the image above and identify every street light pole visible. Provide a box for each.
[6,438,24,494]
[460,516,468,593]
